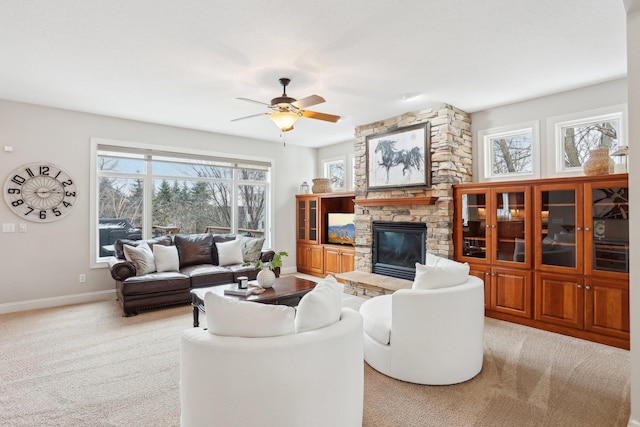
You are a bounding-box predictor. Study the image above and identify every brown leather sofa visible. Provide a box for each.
[107,233,275,316]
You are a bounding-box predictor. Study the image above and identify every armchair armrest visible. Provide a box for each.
[107,257,136,281]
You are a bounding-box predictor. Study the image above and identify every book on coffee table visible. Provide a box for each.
[223,286,254,296]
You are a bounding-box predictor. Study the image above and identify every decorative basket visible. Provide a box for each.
[312,178,332,193]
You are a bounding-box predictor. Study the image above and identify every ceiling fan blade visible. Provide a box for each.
[302,110,340,123]
[236,97,270,106]
[231,112,269,122]
[291,94,325,109]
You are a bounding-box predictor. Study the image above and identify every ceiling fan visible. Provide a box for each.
[232,77,340,132]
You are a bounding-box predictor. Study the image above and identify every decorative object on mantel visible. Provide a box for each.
[365,122,431,191]
[611,146,629,173]
[245,251,288,288]
[354,196,438,207]
[583,147,614,176]
[299,181,310,194]
[312,178,332,193]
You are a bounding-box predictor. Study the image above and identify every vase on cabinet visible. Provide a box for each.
[583,147,614,176]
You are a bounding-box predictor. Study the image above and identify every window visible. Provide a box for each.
[547,105,627,176]
[554,112,623,173]
[92,140,270,264]
[477,121,539,181]
[323,158,346,191]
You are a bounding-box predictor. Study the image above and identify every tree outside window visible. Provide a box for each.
[559,116,620,169]
[479,122,539,181]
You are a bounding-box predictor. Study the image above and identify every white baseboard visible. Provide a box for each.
[0,289,115,315]
[281,266,298,275]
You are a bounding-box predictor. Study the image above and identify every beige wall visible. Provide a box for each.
[0,99,316,312]
[625,0,640,425]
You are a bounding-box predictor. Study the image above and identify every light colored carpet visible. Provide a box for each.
[0,300,630,427]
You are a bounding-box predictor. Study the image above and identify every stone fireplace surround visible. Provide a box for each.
[342,104,472,297]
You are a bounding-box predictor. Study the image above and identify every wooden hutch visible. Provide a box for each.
[453,174,629,349]
[295,192,355,278]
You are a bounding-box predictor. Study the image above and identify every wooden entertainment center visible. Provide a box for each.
[453,174,629,349]
[295,192,355,278]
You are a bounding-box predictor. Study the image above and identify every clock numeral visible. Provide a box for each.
[25,207,34,216]
[54,171,61,179]
[61,179,73,187]
[11,175,25,185]
[39,210,46,220]
[65,191,76,197]
[11,199,24,207]
[52,208,61,217]
[40,166,50,176]
[63,201,72,208]
[7,188,21,195]
[25,168,35,177]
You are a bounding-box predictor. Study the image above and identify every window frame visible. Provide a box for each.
[90,138,273,267]
[477,121,540,182]
[322,156,347,191]
[550,105,627,176]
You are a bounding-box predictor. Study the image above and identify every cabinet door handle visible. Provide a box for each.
[576,227,582,231]
[492,225,497,228]
[577,285,583,289]
[486,224,491,228]
[584,227,591,231]
[586,285,591,290]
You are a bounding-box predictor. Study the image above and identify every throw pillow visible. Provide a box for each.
[295,275,343,333]
[123,242,156,276]
[204,291,295,337]
[216,238,244,266]
[153,244,180,272]
[240,236,265,263]
[412,260,470,290]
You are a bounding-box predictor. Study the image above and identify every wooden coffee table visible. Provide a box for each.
[190,275,317,327]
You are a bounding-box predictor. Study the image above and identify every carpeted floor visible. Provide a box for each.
[0,300,630,426]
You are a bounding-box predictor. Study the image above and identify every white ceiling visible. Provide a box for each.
[0,0,627,148]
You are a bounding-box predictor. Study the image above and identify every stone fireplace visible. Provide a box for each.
[345,104,472,296]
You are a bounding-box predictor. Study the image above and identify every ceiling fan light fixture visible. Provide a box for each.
[269,111,300,132]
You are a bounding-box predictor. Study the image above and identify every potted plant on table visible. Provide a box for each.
[248,251,288,288]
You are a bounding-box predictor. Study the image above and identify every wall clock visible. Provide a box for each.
[3,162,78,222]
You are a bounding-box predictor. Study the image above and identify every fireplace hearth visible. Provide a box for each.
[372,221,427,280]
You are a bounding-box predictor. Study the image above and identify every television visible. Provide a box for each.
[326,213,356,245]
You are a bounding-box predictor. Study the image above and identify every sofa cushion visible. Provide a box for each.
[211,234,237,264]
[120,272,191,295]
[181,264,235,287]
[115,236,171,260]
[175,234,214,267]
[412,260,470,290]
[360,295,392,345]
[153,244,180,272]
[217,239,244,266]
[295,275,343,333]
[123,242,156,276]
[205,291,295,337]
[240,236,265,263]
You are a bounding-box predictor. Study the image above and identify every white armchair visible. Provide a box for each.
[359,275,485,385]
[180,307,363,427]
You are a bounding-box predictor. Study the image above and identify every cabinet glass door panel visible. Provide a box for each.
[589,185,629,274]
[540,189,577,268]
[495,191,526,263]
[298,200,306,240]
[308,200,317,242]
[461,193,487,259]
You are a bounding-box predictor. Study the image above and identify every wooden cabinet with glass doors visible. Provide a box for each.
[455,175,629,349]
[295,192,355,277]
[454,185,532,317]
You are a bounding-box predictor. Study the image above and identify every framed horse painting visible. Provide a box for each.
[366,122,431,191]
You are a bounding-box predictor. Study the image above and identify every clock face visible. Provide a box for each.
[4,163,78,222]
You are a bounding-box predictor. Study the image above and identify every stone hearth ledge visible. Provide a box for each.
[336,271,412,298]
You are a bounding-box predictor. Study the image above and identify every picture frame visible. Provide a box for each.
[366,122,430,191]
